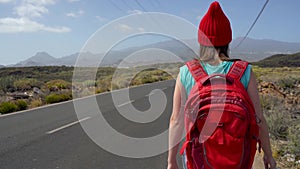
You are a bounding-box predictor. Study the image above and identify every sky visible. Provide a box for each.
[0,0,299,65]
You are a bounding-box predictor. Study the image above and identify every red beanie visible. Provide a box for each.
[198,1,232,46]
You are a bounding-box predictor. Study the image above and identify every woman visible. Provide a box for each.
[167,1,277,169]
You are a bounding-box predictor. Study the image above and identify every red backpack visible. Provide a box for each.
[180,59,260,169]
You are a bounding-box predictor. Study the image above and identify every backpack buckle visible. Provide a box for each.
[217,123,224,127]
[189,137,195,143]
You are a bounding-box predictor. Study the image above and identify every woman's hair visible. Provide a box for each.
[199,45,231,62]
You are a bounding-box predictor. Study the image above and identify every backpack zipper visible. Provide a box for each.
[202,142,214,169]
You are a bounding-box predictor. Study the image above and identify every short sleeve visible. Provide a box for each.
[240,64,252,90]
[179,65,187,89]
[179,65,195,98]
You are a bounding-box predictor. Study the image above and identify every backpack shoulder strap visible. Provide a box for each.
[186,59,208,82]
[227,60,249,81]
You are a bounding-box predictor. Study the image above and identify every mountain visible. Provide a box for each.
[11,39,198,67]
[11,37,300,67]
[100,39,198,67]
[59,53,79,66]
[252,52,300,67]
[15,52,59,67]
[230,37,300,61]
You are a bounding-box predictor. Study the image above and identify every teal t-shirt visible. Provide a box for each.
[179,61,252,97]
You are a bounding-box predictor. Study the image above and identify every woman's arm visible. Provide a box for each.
[167,74,186,169]
[247,69,277,169]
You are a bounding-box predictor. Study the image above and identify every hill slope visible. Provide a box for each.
[252,52,300,67]
[231,37,300,62]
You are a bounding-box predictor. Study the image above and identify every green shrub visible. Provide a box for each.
[262,94,289,140]
[288,123,300,158]
[0,76,16,92]
[0,102,17,114]
[16,100,28,111]
[129,69,173,86]
[45,93,72,104]
[141,77,157,84]
[96,88,108,94]
[46,79,71,91]
[261,93,300,166]
[278,77,296,89]
[266,108,290,140]
[260,95,272,110]
[30,99,43,108]
[14,78,43,91]
[83,80,97,87]
[97,79,111,93]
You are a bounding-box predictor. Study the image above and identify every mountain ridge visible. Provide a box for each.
[9,37,300,67]
[252,52,300,67]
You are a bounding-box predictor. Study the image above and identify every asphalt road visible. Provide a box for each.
[0,80,185,169]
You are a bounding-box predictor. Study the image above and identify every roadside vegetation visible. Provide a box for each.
[251,65,300,168]
[0,63,179,113]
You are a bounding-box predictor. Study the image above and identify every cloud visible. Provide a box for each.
[115,24,145,33]
[137,27,145,33]
[0,0,15,3]
[127,10,143,14]
[66,12,76,17]
[67,0,79,2]
[116,24,133,32]
[66,9,84,18]
[25,0,56,6]
[0,17,71,33]
[95,16,107,22]
[13,0,56,18]
[0,0,71,33]
[14,3,49,18]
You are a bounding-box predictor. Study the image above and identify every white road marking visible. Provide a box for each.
[145,93,155,97]
[145,87,168,97]
[117,100,135,107]
[46,116,91,134]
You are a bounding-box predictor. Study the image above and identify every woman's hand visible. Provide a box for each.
[247,71,277,169]
[167,161,179,169]
[263,154,277,169]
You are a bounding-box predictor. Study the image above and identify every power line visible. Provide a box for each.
[107,0,127,13]
[132,0,170,35]
[134,0,148,12]
[148,0,164,12]
[107,0,168,38]
[121,0,134,11]
[233,0,270,49]
[154,0,162,10]
[148,0,158,11]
